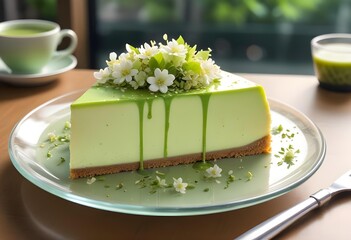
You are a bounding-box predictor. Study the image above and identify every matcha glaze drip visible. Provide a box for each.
[137,101,145,170]
[137,94,212,170]
[200,93,211,162]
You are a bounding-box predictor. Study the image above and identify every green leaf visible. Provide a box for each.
[176,35,185,45]
[149,52,165,70]
[164,63,177,75]
[132,59,142,69]
[149,57,158,70]
[196,50,211,60]
[183,61,202,74]
[186,45,197,60]
[155,52,165,68]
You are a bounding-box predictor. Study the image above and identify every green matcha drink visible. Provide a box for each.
[0,25,51,36]
[312,35,351,92]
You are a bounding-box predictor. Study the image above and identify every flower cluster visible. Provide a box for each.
[94,34,221,93]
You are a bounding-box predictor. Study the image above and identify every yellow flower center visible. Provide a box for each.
[156,78,165,86]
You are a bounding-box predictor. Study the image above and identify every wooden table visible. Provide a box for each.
[1,69,351,239]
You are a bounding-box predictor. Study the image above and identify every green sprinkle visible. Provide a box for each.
[224,174,236,189]
[64,121,71,130]
[96,176,105,181]
[116,183,124,190]
[284,150,295,168]
[58,135,70,142]
[203,188,210,192]
[57,157,65,166]
[150,180,159,186]
[272,124,283,135]
[247,171,253,181]
[155,171,165,176]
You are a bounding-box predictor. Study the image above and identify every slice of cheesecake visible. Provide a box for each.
[69,71,271,179]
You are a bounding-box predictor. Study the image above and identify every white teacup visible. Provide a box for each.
[0,19,77,74]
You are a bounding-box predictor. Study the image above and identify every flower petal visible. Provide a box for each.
[154,68,162,77]
[149,84,159,92]
[147,76,156,84]
[159,85,168,93]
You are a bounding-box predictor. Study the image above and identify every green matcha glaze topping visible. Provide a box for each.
[94,34,221,93]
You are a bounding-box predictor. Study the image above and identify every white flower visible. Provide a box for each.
[156,176,167,187]
[129,71,147,89]
[110,52,117,61]
[147,68,175,93]
[173,177,188,194]
[112,59,138,84]
[130,71,147,89]
[182,71,201,89]
[161,39,187,57]
[160,39,187,67]
[200,58,221,84]
[106,52,118,68]
[138,43,159,59]
[135,71,147,86]
[94,67,111,84]
[130,81,138,89]
[87,177,96,185]
[206,164,222,178]
[118,52,135,62]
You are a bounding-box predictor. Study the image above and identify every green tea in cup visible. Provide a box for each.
[0,19,77,74]
[311,34,351,92]
[0,25,51,36]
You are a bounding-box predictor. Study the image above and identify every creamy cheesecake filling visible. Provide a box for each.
[70,72,271,178]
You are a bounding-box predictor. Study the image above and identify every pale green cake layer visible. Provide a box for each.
[70,72,271,169]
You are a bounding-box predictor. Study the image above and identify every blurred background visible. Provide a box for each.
[1,0,350,74]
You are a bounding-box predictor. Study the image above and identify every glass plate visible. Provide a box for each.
[9,90,326,216]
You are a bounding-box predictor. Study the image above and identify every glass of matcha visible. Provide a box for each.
[311,34,351,92]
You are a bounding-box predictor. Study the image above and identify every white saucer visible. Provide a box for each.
[0,55,77,86]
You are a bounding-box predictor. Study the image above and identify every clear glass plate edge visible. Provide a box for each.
[8,91,326,216]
